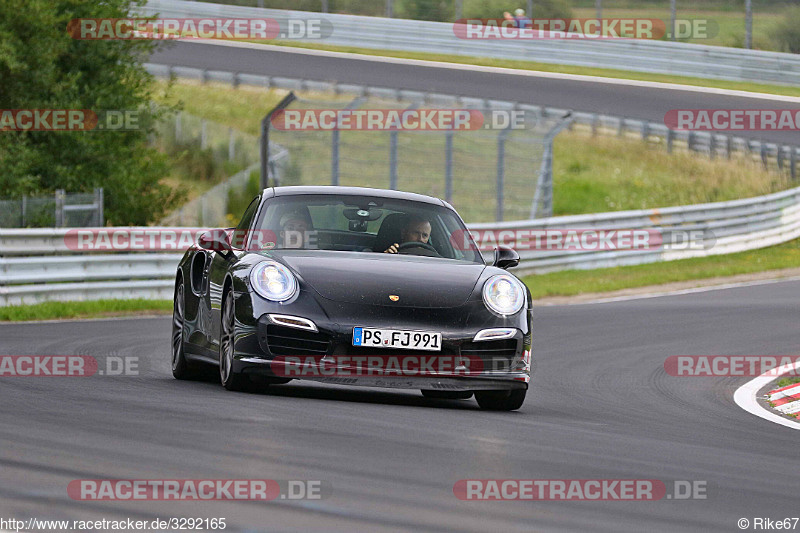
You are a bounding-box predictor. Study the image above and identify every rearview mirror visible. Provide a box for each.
[198,229,232,254]
[493,246,519,269]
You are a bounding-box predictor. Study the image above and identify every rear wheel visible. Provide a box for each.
[474,389,526,411]
[171,281,195,380]
[219,291,249,392]
[421,390,473,400]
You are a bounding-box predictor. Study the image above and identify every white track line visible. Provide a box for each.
[733,360,800,430]
[182,39,800,103]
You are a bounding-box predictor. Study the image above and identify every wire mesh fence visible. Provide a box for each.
[266,93,572,223]
[0,190,103,228]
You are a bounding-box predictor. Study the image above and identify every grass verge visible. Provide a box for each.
[521,237,800,299]
[0,300,172,322]
[776,377,800,388]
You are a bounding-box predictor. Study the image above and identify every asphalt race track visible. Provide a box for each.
[1,280,798,532]
[151,41,800,146]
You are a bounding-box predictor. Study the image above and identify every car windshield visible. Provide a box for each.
[247,194,483,263]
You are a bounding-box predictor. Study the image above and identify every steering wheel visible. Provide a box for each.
[397,241,440,256]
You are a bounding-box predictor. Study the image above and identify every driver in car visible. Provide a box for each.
[384,215,432,254]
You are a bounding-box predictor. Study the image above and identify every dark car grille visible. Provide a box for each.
[265,325,330,357]
[460,339,518,359]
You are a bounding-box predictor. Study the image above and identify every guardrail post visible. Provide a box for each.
[641,122,650,142]
[617,117,624,137]
[228,127,235,161]
[445,131,453,203]
[726,135,732,159]
[667,129,674,153]
[175,112,182,142]
[592,114,599,136]
[791,148,797,181]
[54,190,65,228]
[389,130,398,190]
[778,145,785,171]
[94,188,104,227]
[760,144,768,169]
[201,119,207,150]
[21,194,27,227]
[709,134,715,159]
[688,131,694,152]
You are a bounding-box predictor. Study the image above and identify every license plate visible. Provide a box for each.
[353,327,442,351]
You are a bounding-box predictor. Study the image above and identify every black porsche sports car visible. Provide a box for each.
[171,186,533,411]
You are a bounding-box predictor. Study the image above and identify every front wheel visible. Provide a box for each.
[474,389,526,411]
[172,281,196,380]
[219,291,249,392]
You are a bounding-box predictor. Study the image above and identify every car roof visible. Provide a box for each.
[267,186,446,207]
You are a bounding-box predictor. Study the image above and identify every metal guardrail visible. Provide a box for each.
[139,0,800,86]
[2,183,799,304]
[146,62,800,180]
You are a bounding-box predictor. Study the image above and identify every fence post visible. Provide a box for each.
[726,135,732,159]
[496,128,510,222]
[21,194,27,227]
[445,131,453,203]
[667,129,674,153]
[791,148,797,181]
[95,188,104,226]
[389,130,398,190]
[386,0,393,18]
[778,145,784,171]
[175,112,182,142]
[641,121,649,141]
[332,129,340,186]
[760,144,768,169]
[55,189,65,228]
[228,127,235,161]
[201,119,207,150]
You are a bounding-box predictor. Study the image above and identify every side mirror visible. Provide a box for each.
[198,229,232,254]
[493,245,519,269]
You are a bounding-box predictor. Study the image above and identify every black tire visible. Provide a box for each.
[171,281,196,380]
[219,291,250,392]
[474,389,526,411]
[421,390,473,400]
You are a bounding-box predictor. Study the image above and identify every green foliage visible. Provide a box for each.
[462,0,572,20]
[0,0,180,225]
[400,0,454,21]
[771,6,800,53]
[226,170,262,221]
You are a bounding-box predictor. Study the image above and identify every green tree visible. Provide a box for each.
[0,0,179,225]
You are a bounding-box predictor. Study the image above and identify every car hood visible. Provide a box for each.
[271,250,486,308]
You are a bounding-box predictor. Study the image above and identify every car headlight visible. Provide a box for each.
[482,274,525,316]
[250,261,298,302]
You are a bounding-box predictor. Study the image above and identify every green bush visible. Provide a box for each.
[462,0,572,20]
[400,0,453,21]
[772,6,800,53]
